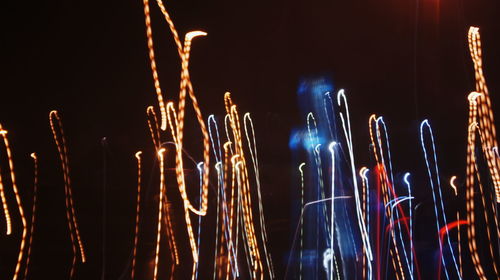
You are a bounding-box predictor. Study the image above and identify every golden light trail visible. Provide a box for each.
[131,151,142,279]
[0,129,11,236]
[449,176,462,278]
[0,124,27,280]
[466,92,488,280]
[146,106,161,149]
[166,102,201,263]
[153,148,166,280]
[49,111,86,279]
[23,153,38,280]
[468,26,500,203]
[368,115,404,280]
[141,0,167,131]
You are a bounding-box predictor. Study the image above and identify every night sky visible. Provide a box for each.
[1,0,500,278]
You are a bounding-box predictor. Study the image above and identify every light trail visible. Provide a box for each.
[403,173,414,279]
[328,142,341,280]
[369,115,405,280]
[49,111,86,279]
[23,153,38,280]
[449,176,462,278]
[466,92,488,280]
[131,151,142,279]
[0,129,11,236]
[337,90,373,266]
[0,125,27,280]
[419,120,461,280]
[153,148,166,280]
[360,167,372,280]
[468,27,500,203]
[298,162,306,280]
[243,113,274,279]
[141,0,167,131]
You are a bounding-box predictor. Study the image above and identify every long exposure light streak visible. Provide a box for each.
[466,92,488,280]
[298,162,306,280]
[0,124,27,280]
[328,142,341,280]
[403,173,414,279]
[360,167,372,280]
[369,115,405,280]
[468,26,500,203]
[49,111,86,279]
[131,151,142,279]
[23,153,38,280]
[449,176,462,278]
[0,130,11,236]
[153,148,166,280]
[337,90,373,266]
[419,120,461,280]
[243,113,274,279]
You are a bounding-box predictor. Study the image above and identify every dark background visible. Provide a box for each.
[1,0,500,278]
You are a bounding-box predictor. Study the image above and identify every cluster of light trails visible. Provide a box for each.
[2,2,500,279]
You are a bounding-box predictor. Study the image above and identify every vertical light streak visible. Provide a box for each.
[306,113,330,241]
[449,176,462,278]
[131,151,142,279]
[146,106,162,149]
[403,173,414,279]
[166,103,201,263]
[0,130,11,235]
[225,98,264,278]
[141,0,167,131]
[468,26,500,203]
[328,142,341,280]
[0,125,27,280]
[466,92,488,280]
[360,167,372,280]
[298,162,306,280]
[243,112,274,279]
[419,120,461,280]
[23,153,38,280]
[337,90,373,265]
[153,148,166,280]
[49,111,86,279]
[193,162,204,280]
[376,117,412,279]
[369,115,405,280]
[209,116,238,278]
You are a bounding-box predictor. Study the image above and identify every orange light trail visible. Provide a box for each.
[23,153,38,280]
[468,26,500,203]
[131,151,142,279]
[0,124,27,280]
[0,129,11,236]
[153,148,166,280]
[466,92,488,280]
[49,111,86,279]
